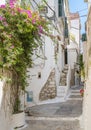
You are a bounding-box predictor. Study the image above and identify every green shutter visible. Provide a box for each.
[64,17,68,38]
[58,0,63,17]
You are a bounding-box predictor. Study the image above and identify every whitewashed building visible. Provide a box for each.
[67,12,81,86]
[0,0,71,130]
[24,0,70,106]
[82,1,91,130]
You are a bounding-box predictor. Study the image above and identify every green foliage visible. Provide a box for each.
[0,2,50,113]
[78,54,85,78]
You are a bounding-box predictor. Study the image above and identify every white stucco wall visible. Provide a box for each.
[88,0,91,10]
[25,0,65,104]
[67,15,80,70]
[67,49,77,69]
[54,0,58,18]
[55,43,64,87]
[26,36,55,104]
[0,81,12,130]
[83,78,91,130]
[70,18,80,49]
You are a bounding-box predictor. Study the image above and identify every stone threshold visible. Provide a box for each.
[25,116,82,121]
[70,93,81,95]
[68,98,83,100]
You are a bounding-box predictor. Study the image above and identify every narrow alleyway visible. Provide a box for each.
[23,85,83,130]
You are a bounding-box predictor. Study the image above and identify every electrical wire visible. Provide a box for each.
[30,0,61,33]
[77,8,88,12]
[29,0,35,10]
[32,0,39,8]
[80,14,87,17]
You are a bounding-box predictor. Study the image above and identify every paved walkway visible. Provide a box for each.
[23,85,83,130]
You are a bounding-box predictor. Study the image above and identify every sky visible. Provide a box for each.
[0,0,5,5]
[69,0,88,34]
[0,0,88,33]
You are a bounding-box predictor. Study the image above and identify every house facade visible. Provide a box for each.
[0,1,70,130]
[67,12,81,86]
[82,1,91,130]
[24,0,70,106]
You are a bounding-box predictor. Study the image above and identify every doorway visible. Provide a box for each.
[64,49,68,64]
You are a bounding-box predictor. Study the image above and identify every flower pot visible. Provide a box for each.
[12,111,25,129]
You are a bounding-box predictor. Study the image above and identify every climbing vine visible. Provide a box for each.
[0,0,50,113]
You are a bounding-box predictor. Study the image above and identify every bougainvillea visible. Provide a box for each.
[0,0,49,112]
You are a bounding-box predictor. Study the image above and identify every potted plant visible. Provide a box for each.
[80,88,84,97]
[0,0,50,129]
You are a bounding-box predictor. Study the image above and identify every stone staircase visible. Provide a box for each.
[60,65,68,86]
[68,86,83,100]
[39,69,56,101]
[57,65,69,98]
[24,85,83,130]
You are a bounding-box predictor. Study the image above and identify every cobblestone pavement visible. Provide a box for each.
[23,85,83,130]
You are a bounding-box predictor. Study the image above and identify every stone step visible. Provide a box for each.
[71,90,80,93]
[71,93,80,95]
[61,83,66,86]
[57,89,66,93]
[68,98,83,101]
[63,67,68,70]
[60,83,67,86]
[61,75,66,79]
[69,95,82,98]
[61,76,66,79]
[24,117,82,130]
[61,73,66,76]
[60,80,66,84]
[25,116,81,121]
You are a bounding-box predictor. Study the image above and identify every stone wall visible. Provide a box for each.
[39,69,56,101]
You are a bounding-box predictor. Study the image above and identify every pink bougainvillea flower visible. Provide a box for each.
[20,9,32,18]
[9,0,16,8]
[25,10,32,18]
[17,8,22,13]
[9,0,16,4]
[9,2,14,8]
[0,16,4,21]
[38,25,43,33]
[0,5,6,8]
[3,21,8,26]
[11,11,15,15]
[32,19,36,24]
